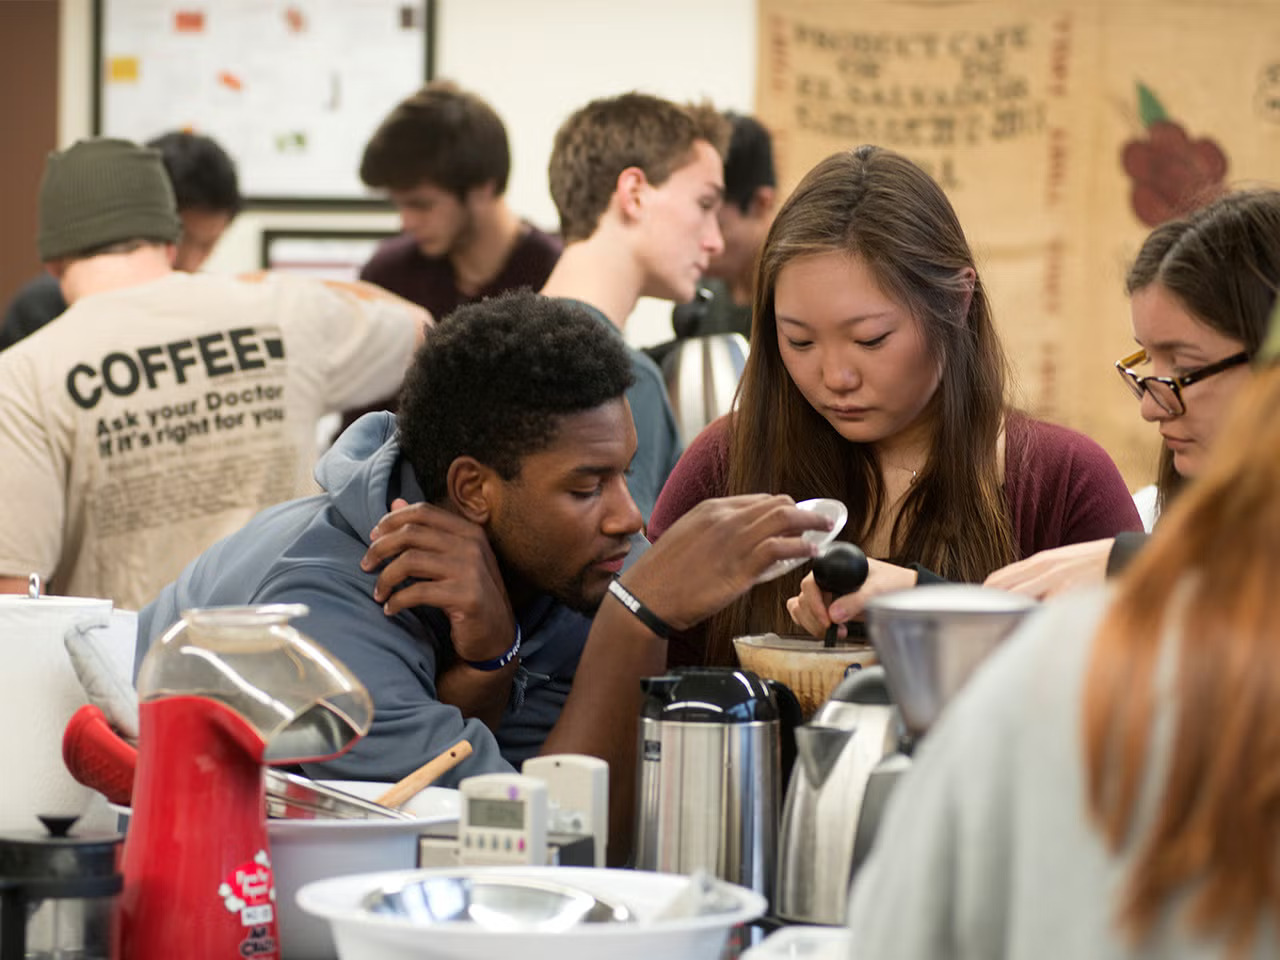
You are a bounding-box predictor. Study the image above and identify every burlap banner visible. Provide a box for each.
[757,0,1280,487]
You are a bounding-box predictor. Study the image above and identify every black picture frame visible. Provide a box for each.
[92,0,435,209]
[259,229,399,279]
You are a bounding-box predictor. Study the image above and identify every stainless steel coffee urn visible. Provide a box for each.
[634,667,797,902]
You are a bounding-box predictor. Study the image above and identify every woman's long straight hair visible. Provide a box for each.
[1124,190,1280,513]
[1085,364,1280,954]
[705,146,1015,662]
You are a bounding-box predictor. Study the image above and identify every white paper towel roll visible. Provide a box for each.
[0,597,137,833]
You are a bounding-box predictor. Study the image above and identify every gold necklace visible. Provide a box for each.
[882,462,919,486]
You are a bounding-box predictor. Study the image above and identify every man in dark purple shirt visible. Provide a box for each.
[343,81,562,428]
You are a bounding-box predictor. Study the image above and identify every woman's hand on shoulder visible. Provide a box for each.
[787,558,919,639]
[983,538,1115,600]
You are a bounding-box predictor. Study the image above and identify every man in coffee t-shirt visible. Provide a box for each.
[0,138,427,610]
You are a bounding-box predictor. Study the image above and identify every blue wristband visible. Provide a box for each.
[462,623,522,671]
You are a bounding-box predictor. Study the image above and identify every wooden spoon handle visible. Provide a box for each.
[375,740,474,809]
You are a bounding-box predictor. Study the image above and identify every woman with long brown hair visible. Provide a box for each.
[846,334,1280,959]
[648,145,1140,666]
[988,189,1280,598]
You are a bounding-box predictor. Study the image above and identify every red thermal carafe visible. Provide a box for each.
[116,605,372,960]
[120,697,278,959]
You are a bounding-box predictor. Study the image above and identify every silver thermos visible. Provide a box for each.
[634,667,798,903]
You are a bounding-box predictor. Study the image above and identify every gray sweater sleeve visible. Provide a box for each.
[845,642,1020,958]
[846,592,1120,960]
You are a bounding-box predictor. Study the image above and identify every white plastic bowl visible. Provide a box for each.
[272,783,458,960]
[741,924,852,960]
[305,779,458,821]
[297,865,767,960]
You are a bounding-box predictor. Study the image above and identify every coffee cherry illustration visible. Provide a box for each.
[1120,83,1227,227]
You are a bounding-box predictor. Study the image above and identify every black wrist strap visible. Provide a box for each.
[1107,532,1150,577]
[907,563,948,585]
[607,578,673,639]
[462,623,522,671]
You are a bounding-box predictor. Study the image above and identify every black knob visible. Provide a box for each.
[813,542,869,596]
[37,815,78,838]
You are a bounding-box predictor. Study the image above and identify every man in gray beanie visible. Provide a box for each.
[2,133,243,351]
[35,138,184,305]
[39,139,182,260]
[0,137,429,610]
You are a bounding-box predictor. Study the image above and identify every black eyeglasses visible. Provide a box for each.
[1114,348,1250,416]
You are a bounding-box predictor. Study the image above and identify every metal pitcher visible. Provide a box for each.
[774,667,897,925]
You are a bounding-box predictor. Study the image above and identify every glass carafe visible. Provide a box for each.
[137,604,372,762]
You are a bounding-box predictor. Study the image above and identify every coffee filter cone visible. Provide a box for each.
[732,634,878,718]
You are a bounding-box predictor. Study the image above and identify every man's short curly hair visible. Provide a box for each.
[548,93,731,243]
[398,292,636,501]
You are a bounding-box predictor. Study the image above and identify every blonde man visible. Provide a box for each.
[541,92,730,521]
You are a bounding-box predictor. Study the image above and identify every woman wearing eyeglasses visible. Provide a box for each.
[648,146,1142,662]
[847,333,1280,960]
[988,189,1280,599]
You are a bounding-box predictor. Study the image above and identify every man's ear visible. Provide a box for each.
[749,185,777,219]
[446,456,500,524]
[614,166,649,223]
[466,180,499,208]
[44,260,71,302]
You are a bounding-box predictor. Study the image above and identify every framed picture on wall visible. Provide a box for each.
[92,0,435,207]
[260,229,397,282]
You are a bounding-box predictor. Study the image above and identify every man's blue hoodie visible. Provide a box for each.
[139,413,604,784]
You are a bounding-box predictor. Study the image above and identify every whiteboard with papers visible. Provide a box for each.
[93,0,434,205]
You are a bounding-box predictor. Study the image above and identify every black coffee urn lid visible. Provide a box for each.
[641,666,780,723]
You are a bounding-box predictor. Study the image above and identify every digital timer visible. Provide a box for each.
[457,773,548,866]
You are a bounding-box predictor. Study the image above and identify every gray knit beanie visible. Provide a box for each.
[38,138,182,262]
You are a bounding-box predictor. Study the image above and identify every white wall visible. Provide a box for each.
[58,0,756,347]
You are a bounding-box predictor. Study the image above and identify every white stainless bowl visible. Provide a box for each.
[298,865,767,960]
[363,873,633,930]
[272,783,459,960]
